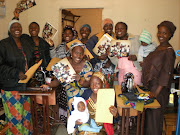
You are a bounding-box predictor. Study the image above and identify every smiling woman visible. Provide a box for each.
[0,20,34,135]
[142,21,176,135]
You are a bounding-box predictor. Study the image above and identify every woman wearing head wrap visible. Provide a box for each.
[41,42,93,120]
[79,24,91,44]
[142,21,176,135]
[0,20,34,134]
[86,18,116,68]
[78,72,119,135]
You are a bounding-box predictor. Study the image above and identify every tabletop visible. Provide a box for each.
[115,85,161,109]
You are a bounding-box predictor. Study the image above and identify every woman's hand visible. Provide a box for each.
[139,62,143,67]
[40,84,51,91]
[97,53,108,60]
[14,8,20,19]
[75,119,83,125]
[128,55,137,61]
[106,47,110,55]
[109,105,118,118]
[83,55,90,61]
[18,72,27,80]
[73,74,81,82]
[47,39,54,47]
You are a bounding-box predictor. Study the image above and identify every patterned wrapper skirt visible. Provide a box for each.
[1,90,33,135]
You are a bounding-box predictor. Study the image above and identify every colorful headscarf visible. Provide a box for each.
[157,21,176,39]
[70,42,86,51]
[80,24,91,33]
[102,18,113,28]
[92,72,105,83]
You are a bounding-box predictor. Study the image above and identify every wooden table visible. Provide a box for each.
[19,88,55,135]
[115,85,161,135]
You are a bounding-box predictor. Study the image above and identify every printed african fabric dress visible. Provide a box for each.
[66,60,93,115]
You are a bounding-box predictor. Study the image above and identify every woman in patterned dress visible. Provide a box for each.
[0,20,34,135]
[41,42,93,117]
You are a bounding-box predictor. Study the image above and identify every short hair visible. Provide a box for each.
[115,22,128,30]
[29,22,40,29]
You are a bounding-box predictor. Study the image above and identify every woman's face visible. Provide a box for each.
[71,46,84,64]
[80,27,90,39]
[103,23,113,35]
[157,26,171,44]
[63,29,73,43]
[10,23,22,38]
[90,76,103,94]
[29,23,40,37]
[115,23,127,39]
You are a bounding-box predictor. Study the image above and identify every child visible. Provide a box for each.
[79,72,119,135]
[67,97,102,134]
[94,58,117,88]
[137,29,157,67]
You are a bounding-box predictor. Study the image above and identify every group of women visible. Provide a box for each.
[0,11,177,135]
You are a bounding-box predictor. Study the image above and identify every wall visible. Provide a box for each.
[0,0,180,61]
[68,8,103,38]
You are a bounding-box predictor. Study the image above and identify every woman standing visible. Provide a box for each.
[79,24,91,44]
[0,20,34,134]
[109,22,141,85]
[50,25,77,59]
[142,21,176,135]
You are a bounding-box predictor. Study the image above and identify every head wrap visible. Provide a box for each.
[63,25,78,39]
[139,29,152,45]
[102,18,113,28]
[92,72,105,83]
[70,42,86,51]
[72,97,87,111]
[8,20,21,31]
[80,24,91,33]
[157,21,176,39]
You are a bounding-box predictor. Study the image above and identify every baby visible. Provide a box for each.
[67,97,102,134]
[137,29,157,66]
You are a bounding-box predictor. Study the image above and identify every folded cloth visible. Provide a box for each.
[119,94,144,112]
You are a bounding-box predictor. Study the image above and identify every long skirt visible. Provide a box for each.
[1,90,33,135]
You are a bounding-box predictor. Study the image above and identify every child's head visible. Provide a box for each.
[103,58,112,68]
[90,72,105,94]
[139,29,152,46]
[77,101,85,112]
[73,97,87,112]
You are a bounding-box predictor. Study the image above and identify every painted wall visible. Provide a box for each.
[0,0,180,61]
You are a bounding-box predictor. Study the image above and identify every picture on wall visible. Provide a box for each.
[17,0,36,13]
[42,22,58,44]
[0,0,5,7]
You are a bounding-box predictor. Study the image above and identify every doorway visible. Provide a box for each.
[61,8,103,41]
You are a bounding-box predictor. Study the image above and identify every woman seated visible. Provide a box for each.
[78,72,119,135]
[41,42,93,116]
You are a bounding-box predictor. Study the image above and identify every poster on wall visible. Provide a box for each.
[0,0,6,16]
[17,0,36,13]
[42,22,58,44]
